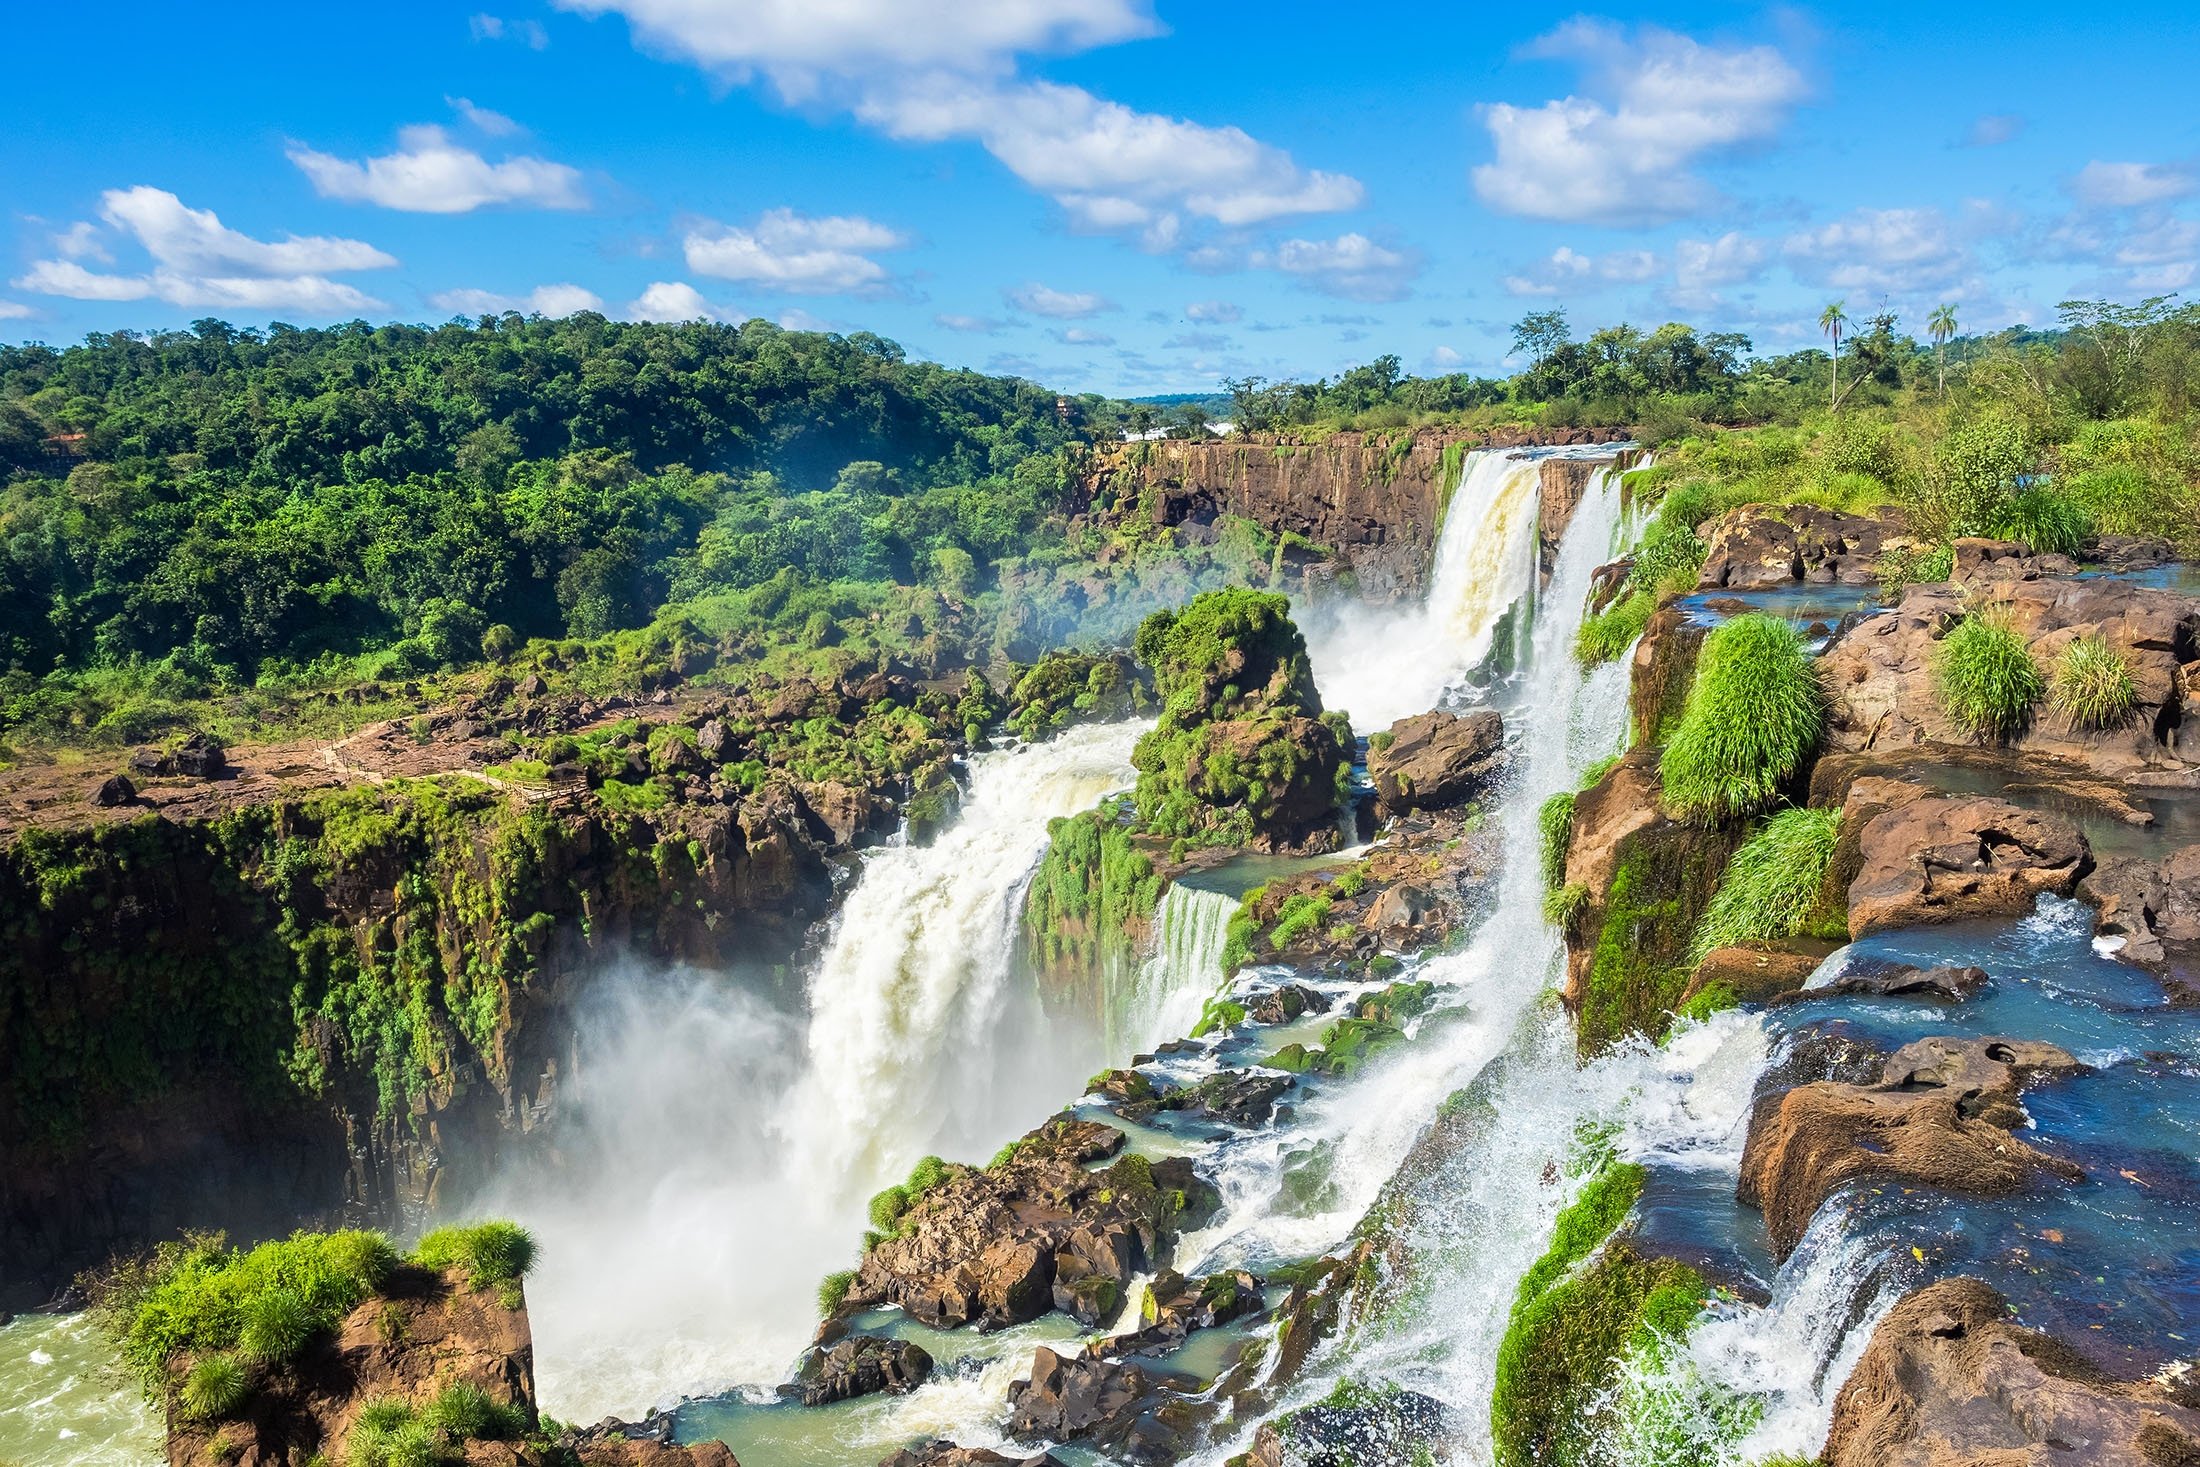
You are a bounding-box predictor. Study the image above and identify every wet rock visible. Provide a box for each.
[2090,533,2175,570]
[1812,960,1991,1003]
[129,745,171,776]
[1680,942,1827,1010]
[1246,984,1332,1025]
[563,1414,741,1466]
[2081,843,2200,975]
[1696,505,1895,589]
[1739,1034,2088,1260]
[1822,1276,2200,1467]
[1247,1385,1455,1467]
[1846,793,2090,937]
[845,1117,1215,1331]
[1630,604,1709,745]
[878,1443,1065,1467]
[1167,1070,1294,1127]
[1107,1267,1264,1357]
[1051,1222,1141,1325]
[92,773,137,807]
[797,1335,933,1407]
[1006,1348,1151,1443]
[1367,709,1505,817]
[794,779,891,848]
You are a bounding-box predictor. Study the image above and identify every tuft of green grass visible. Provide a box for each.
[1989,486,2091,557]
[1659,615,1823,824]
[179,1354,249,1421]
[2048,635,2137,731]
[1574,588,1656,667]
[818,1269,856,1315]
[237,1287,314,1364]
[1688,808,1840,962]
[1539,793,1576,890]
[1934,612,2042,742]
[411,1222,535,1289]
[1543,883,1591,936]
[418,1382,526,1441]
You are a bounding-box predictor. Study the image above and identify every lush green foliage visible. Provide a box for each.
[864,1155,954,1242]
[2048,634,2137,729]
[1022,796,1163,971]
[1659,615,1823,823]
[1573,588,1658,667]
[178,1354,249,1421]
[347,1384,525,1467]
[1543,882,1591,935]
[1538,792,1576,890]
[1689,808,1842,961]
[411,1221,536,1288]
[1934,612,2043,741]
[1989,486,2091,556]
[817,1270,856,1316]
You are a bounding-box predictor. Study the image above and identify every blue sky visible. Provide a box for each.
[4,2,2197,394]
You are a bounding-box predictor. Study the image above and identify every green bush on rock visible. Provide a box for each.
[412,1221,536,1290]
[1934,612,2042,742]
[179,1354,249,1421]
[1538,793,1576,890]
[1659,614,1823,824]
[2048,634,2137,730]
[1688,808,1842,962]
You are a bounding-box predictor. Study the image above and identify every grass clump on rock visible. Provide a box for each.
[178,1354,249,1421]
[2048,634,2137,730]
[347,1384,524,1467]
[1688,807,1842,962]
[1934,611,2042,742]
[1659,614,1823,824]
[1538,792,1576,890]
[411,1221,536,1290]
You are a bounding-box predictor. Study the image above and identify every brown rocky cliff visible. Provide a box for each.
[1083,428,1631,600]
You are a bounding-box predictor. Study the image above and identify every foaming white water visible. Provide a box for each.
[510,723,1144,1422]
[1116,881,1237,1056]
[0,1313,159,1467]
[786,719,1147,1199]
[1305,445,1627,732]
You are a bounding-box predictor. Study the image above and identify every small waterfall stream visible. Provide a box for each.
[1113,881,1238,1058]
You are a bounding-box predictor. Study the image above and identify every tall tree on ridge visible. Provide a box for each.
[1819,300,1849,410]
[1929,303,1958,395]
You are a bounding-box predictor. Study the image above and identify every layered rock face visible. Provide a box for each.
[1821,552,2200,781]
[1840,783,2092,936]
[1823,1277,2200,1467]
[1084,429,1630,601]
[1695,506,1900,589]
[1368,709,1506,818]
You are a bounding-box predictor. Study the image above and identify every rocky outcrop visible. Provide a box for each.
[1821,1277,2200,1467]
[1629,604,1707,745]
[1738,1035,2087,1260]
[795,1334,933,1407]
[1006,1349,1186,1461]
[1240,1387,1454,1467]
[1679,942,1827,1011]
[1106,1268,1264,1358]
[2082,843,2200,985]
[1808,960,1990,1003]
[880,1444,1064,1467]
[1368,710,1506,818]
[1821,574,2200,782]
[842,1117,1218,1332]
[1085,430,1630,601]
[1695,506,1898,589]
[1559,746,1748,1051]
[1844,787,2091,936]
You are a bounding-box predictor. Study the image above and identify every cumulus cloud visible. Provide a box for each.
[471,13,548,47]
[1474,20,1804,225]
[557,0,1361,247]
[1007,282,1112,318]
[2070,160,2196,209]
[290,125,587,213]
[1667,231,1770,308]
[430,282,605,317]
[1502,244,1663,296]
[11,187,395,314]
[1255,233,1421,302]
[628,280,732,322]
[1162,330,1228,350]
[0,299,35,320]
[1428,345,1465,369]
[1784,207,1970,294]
[934,312,1007,333]
[684,208,910,295]
[1184,300,1241,323]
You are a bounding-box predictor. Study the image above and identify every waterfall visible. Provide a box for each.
[1113,881,1237,1057]
[1304,446,1619,733]
[508,721,1145,1424]
[784,719,1148,1200]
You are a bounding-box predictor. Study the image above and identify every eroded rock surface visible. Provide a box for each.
[1695,506,1896,589]
[1845,788,2090,936]
[1368,709,1505,818]
[1821,1277,2200,1467]
[1739,1035,2087,1260]
[796,1334,932,1407]
[2082,843,2200,985]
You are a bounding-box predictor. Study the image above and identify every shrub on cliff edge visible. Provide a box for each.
[1934,611,2042,742]
[1659,614,1823,823]
[1688,807,1841,962]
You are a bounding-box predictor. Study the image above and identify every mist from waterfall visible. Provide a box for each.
[506,721,1145,1423]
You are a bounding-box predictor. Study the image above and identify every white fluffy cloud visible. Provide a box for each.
[0,300,34,320]
[1007,283,1112,318]
[448,96,522,137]
[290,125,586,213]
[559,0,1359,247]
[1783,208,1970,294]
[1668,231,1770,308]
[684,209,910,295]
[430,283,605,317]
[1053,326,1114,346]
[2070,161,2196,209]
[1502,244,1662,296]
[934,313,1007,333]
[1474,20,1803,225]
[1184,300,1241,323]
[1255,233,1421,302]
[11,187,395,314]
[628,280,731,322]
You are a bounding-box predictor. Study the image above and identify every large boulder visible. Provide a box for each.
[1821,573,2200,781]
[1005,1348,1151,1444]
[1845,790,2090,936]
[1738,1035,2087,1260]
[1368,709,1505,817]
[797,1335,932,1407]
[1696,506,1896,589]
[1821,1277,2200,1467]
[2081,843,2200,982]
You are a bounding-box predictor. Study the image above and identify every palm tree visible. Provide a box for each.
[1819,301,1849,409]
[1928,303,1958,395]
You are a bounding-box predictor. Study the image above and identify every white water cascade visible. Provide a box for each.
[509,721,1145,1423]
[1114,880,1238,1058]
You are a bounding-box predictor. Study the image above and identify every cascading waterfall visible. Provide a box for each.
[1112,880,1238,1058]
[509,720,1145,1423]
